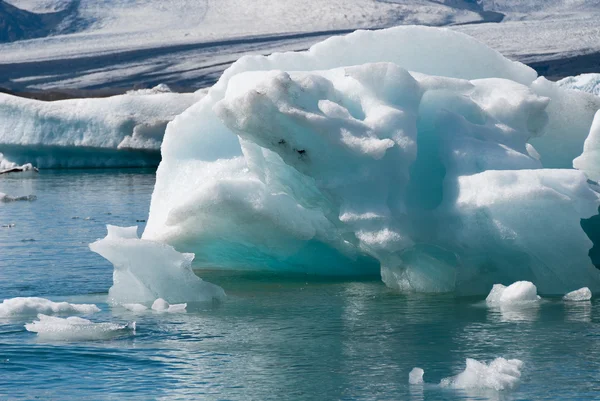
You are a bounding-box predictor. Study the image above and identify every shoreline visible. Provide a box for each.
[1,53,595,102]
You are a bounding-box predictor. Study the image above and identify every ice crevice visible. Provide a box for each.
[91,26,600,296]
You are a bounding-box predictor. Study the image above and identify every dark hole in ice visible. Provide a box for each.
[581,205,600,270]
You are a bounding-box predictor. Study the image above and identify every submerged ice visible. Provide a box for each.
[138,26,600,294]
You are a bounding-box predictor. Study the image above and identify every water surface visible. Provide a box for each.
[1,170,599,400]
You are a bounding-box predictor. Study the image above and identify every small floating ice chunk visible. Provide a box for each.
[0,163,38,175]
[89,225,225,304]
[25,314,135,341]
[486,281,540,305]
[122,303,149,313]
[151,298,187,313]
[0,193,36,202]
[563,287,592,302]
[409,367,424,385]
[0,297,100,317]
[440,358,523,391]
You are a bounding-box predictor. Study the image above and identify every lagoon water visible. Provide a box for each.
[1,170,600,400]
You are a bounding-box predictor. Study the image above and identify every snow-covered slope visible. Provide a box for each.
[0,0,485,91]
[1,1,599,91]
[2,0,484,59]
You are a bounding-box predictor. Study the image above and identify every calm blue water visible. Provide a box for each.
[1,170,600,400]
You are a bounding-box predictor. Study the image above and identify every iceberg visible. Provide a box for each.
[0,297,100,317]
[140,26,600,294]
[25,314,135,341]
[0,85,203,168]
[563,287,592,302]
[151,298,187,313]
[409,367,424,385]
[485,281,540,305]
[89,225,225,304]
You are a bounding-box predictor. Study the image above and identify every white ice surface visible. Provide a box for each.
[151,298,187,313]
[0,297,100,317]
[25,314,135,340]
[574,111,600,181]
[440,358,524,391]
[409,368,424,385]
[563,287,592,301]
[486,282,541,305]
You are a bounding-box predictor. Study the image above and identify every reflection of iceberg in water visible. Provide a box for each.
[564,301,592,323]
[488,303,540,323]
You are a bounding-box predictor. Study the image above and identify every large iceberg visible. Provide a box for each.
[139,26,600,294]
[0,85,203,168]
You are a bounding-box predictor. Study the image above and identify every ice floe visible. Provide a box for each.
[0,297,100,317]
[25,314,135,340]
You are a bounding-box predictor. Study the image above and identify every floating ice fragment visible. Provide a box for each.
[409,368,424,385]
[563,287,592,302]
[0,297,100,317]
[0,193,36,202]
[0,157,38,175]
[25,314,135,341]
[440,358,523,391]
[486,281,540,305]
[89,225,225,304]
[151,298,187,313]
